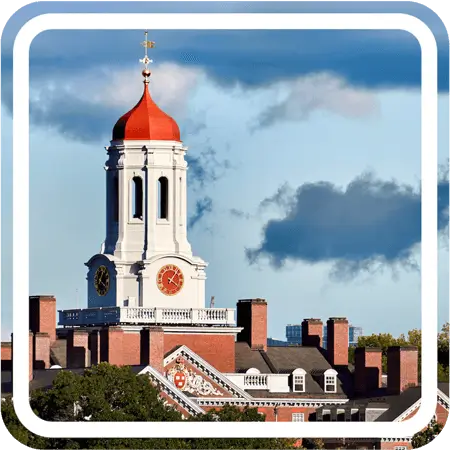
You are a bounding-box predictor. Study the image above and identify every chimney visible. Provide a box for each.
[387,346,419,394]
[237,299,267,351]
[29,296,57,343]
[67,330,90,368]
[326,317,349,366]
[302,319,323,347]
[148,327,165,374]
[354,347,382,395]
[29,332,33,381]
[100,327,124,366]
[34,332,51,369]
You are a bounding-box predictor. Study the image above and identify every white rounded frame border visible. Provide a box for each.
[13,12,438,439]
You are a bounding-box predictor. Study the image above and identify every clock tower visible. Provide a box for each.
[85,34,207,311]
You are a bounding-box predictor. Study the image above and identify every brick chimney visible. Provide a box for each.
[387,346,419,394]
[354,347,382,395]
[326,317,349,366]
[29,332,33,381]
[237,299,267,351]
[302,318,323,347]
[29,296,57,343]
[34,332,51,369]
[67,330,90,368]
[100,327,124,366]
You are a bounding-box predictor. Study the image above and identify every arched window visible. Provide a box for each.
[158,177,168,219]
[292,368,306,392]
[324,368,338,393]
[132,176,143,219]
[113,175,119,222]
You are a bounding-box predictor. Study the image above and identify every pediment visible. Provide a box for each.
[164,345,251,400]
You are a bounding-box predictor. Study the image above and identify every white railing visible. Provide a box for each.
[58,306,235,327]
[243,374,268,389]
[225,373,291,393]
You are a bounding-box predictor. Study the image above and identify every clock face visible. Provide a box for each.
[94,265,110,296]
[157,264,184,296]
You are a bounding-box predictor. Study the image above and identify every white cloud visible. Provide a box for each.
[253,73,379,129]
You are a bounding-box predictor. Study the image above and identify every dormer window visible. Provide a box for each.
[292,368,306,393]
[324,368,337,393]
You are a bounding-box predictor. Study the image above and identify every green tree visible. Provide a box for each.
[2,363,297,449]
[411,419,443,448]
[348,323,450,382]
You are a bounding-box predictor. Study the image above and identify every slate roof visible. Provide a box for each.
[375,383,449,422]
[235,343,354,397]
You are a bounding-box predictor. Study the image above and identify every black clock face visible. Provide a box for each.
[94,265,110,296]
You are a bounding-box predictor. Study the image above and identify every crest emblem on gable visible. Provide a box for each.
[167,358,223,397]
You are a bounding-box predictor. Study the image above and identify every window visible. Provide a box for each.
[292,368,306,392]
[292,413,304,422]
[131,177,143,219]
[158,177,168,219]
[324,369,337,393]
[394,447,408,450]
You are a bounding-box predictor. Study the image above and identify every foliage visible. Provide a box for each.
[347,322,449,382]
[2,363,298,449]
[302,438,325,449]
[411,419,443,448]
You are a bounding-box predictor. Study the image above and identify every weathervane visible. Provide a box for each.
[140,30,155,83]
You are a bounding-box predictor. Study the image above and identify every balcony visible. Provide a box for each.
[58,306,236,327]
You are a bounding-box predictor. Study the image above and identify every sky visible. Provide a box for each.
[1,1,449,342]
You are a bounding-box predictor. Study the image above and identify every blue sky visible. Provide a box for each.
[1,1,449,341]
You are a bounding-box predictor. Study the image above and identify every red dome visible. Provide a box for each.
[112,82,181,141]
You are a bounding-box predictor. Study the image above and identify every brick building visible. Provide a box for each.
[1,38,448,449]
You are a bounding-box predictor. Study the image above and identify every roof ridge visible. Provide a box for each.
[259,349,278,374]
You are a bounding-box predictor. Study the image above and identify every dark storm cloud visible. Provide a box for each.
[188,196,213,230]
[246,172,449,280]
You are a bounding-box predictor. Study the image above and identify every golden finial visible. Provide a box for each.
[140,30,155,83]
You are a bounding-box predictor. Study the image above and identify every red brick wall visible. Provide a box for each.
[148,327,164,374]
[29,332,33,381]
[1,343,12,361]
[302,319,323,347]
[236,299,267,351]
[257,406,316,422]
[355,347,382,394]
[34,332,50,369]
[67,330,89,368]
[100,327,124,366]
[122,332,141,366]
[380,441,411,450]
[387,347,418,394]
[326,318,349,366]
[164,333,236,372]
[29,296,56,342]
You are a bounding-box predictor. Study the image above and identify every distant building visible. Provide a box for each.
[286,324,302,345]
[267,337,289,347]
[286,323,363,348]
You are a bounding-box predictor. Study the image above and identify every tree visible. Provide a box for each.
[2,363,298,449]
[348,323,449,382]
[411,419,443,448]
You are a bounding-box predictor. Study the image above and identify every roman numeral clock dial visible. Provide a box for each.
[94,265,110,296]
[157,264,184,296]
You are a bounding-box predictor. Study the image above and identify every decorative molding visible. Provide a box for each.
[195,398,349,408]
[138,366,204,416]
[167,357,224,397]
[164,346,252,400]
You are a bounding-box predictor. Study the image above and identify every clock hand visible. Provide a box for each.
[168,276,178,287]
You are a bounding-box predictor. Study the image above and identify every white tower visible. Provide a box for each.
[86,35,207,310]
